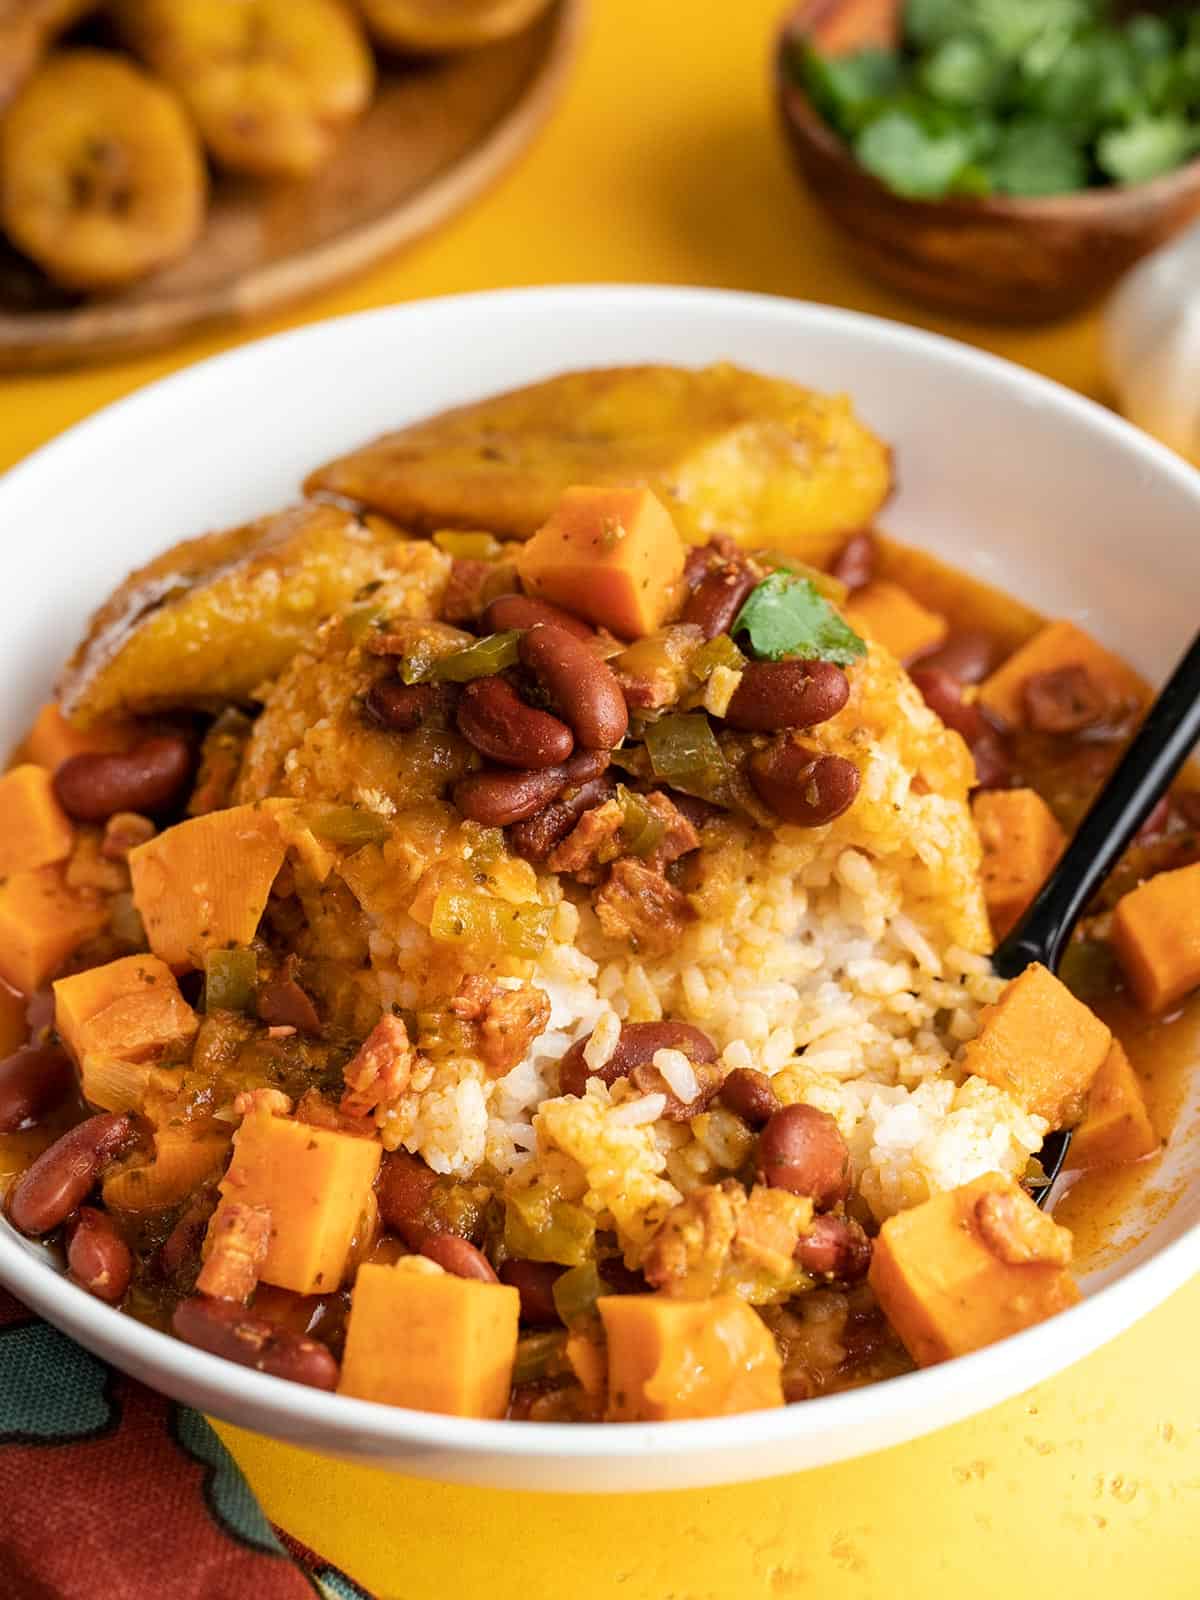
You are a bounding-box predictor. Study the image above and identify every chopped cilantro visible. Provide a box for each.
[731,574,867,668]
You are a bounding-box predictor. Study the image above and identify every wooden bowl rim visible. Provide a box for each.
[774,18,1200,221]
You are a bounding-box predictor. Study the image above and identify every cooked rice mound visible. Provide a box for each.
[235,545,1044,1258]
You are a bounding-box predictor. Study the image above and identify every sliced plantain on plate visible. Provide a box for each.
[0,49,206,293]
[356,0,557,53]
[114,0,375,180]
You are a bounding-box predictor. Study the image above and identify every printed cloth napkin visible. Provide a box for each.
[0,1289,373,1599]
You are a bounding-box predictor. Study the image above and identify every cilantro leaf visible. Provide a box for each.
[855,109,977,198]
[919,33,1006,107]
[731,574,867,668]
[800,44,904,137]
[988,118,1088,195]
[1097,117,1198,186]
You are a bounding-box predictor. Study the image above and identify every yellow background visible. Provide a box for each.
[2,2,1197,1595]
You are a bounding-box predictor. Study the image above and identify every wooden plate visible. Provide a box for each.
[0,0,584,371]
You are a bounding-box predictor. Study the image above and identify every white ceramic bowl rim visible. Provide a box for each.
[2,285,1197,1480]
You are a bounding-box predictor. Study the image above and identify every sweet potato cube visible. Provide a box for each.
[844,581,948,664]
[598,1293,783,1422]
[0,764,74,877]
[973,788,1066,940]
[1068,1040,1159,1171]
[338,1261,520,1417]
[516,486,686,639]
[978,621,1145,730]
[0,866,107,994]
[959,962,1110,1127]
[25,702,133,772]
[54,954,197,1069]
[211,1109,381,1294]
[129,804,286,970]
[869,1173,1079,1367]
[1112,861,1200,1015]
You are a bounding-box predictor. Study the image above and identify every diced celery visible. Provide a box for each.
[303,805,392,846]
[429,891,551,958]
[433,530,504,561]
[203,947,258,1015]
[431,630,522,683]
[616,785,667,858]
[504,1183,596,1267]
[551,1260,610,1328]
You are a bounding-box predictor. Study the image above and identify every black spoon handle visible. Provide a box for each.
[993,629,1200,981]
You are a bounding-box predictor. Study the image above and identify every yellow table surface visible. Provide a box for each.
[2,2,1197,1595]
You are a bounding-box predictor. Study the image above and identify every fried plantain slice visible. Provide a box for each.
[0,49,205,292]
[0,0,95,109]
[305,363,894,563]
[115,0,374,180]
[59,503,408,723]
[356,0,554,53]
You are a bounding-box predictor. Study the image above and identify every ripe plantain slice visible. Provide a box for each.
[305,363,894,565]
[115,0,374,180]
[356,0,555,53]
[0,50,206,292]
[0,0,96,109]
[59,503,407,724]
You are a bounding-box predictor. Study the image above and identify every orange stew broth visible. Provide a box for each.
[1,528,1197,1416]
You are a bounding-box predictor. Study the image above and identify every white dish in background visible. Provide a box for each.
[0,286,1196,1491]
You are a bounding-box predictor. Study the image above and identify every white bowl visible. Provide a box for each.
[1,287,1197,1491]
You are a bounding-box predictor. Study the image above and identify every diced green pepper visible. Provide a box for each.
[643,712,730,802]
[303,805,392,847]
[342,604,383,643]
[429,891,552,959]
[203,947,258,1015]
[504,1183,596,1267]
[512,1329,568,1384]
[551,1260,610,1329]
[431,630,523,683]
[433,530,504,561]
[616,785,667,858]
[690,633,748,682]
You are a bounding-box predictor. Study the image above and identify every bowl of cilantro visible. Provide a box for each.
[776,0,1200,320]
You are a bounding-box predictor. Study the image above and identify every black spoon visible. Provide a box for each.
[989,630,1200,1203]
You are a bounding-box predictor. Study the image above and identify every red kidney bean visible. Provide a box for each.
[748,742,860,826]
[377,1149,440,1247]
[519,625,628,751]
[758,1104,851,1210]
[718,1067,779,1129]
[483,593,594,641]
[454,750,610,827]
[724,660,849,732]
[457,675,574,769]
[914,629,999,685]
[172,1296,339,1390]
[67,1206,133,1304]
[508,772,617,861]
[559,1020,718,1099]
[499,1259,564,1325]
[158,1186,219,1279]
[910,669,1013,789]
[1022,665,1109,735]
[26,988,55,1043]
[830,532,875,592]
[53,735,191,822]
[251,1285,342,1343]
[365,678,457,732]
[0,1044,75,1134]
[681,562,759,640]
[795,1215,871,1280]
[418,1232,498,1283]
[256,978,321,1035]
[7,1112,135,1236]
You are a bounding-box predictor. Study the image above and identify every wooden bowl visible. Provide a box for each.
[774,3,1200,322]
